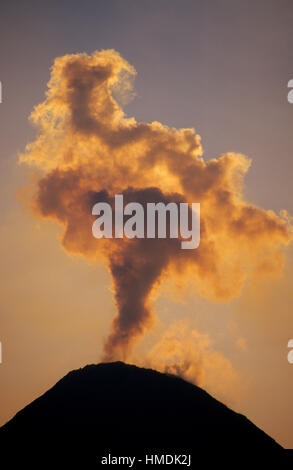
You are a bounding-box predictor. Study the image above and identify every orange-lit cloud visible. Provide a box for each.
[133,321,241,403]
[19,50,292,360]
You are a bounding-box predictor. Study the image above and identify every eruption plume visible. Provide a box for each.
[19,50,292,360]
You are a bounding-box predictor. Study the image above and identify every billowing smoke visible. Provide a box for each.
[20,50,292,361]
[133,321,241,403]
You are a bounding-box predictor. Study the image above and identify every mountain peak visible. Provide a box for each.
[0,361,283,465]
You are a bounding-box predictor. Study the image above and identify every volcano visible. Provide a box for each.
[0,362,283,465]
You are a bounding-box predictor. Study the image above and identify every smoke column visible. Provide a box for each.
[19,50,292,360]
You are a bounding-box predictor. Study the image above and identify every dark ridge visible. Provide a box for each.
[0,361,284,466]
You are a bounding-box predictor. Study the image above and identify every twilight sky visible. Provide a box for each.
[0,0,293,447]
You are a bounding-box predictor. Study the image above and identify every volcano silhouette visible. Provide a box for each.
[0,362,283,465]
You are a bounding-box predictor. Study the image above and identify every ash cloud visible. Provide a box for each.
[19,50,292,360]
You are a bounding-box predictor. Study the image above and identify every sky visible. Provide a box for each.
[0,0,293,448]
